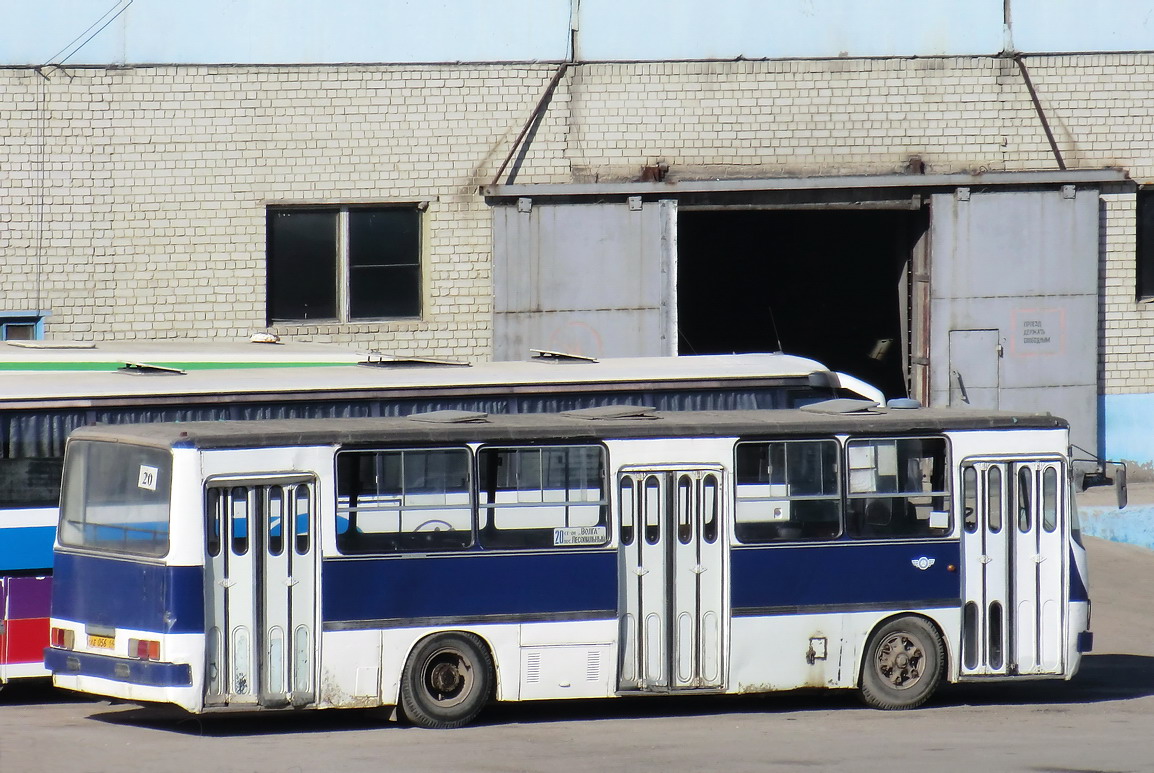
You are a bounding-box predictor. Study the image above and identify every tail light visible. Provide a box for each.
[128,638,160,661]
[50,627,75,650]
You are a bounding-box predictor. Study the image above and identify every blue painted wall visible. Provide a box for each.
[4,0,1154,66]
[1103,394,1154,471]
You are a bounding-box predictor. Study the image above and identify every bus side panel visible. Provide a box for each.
[321,551,617,706]
[322,551,617,626]
[0,512,56,571]
[728,541,960,692]
[1,575,52,681]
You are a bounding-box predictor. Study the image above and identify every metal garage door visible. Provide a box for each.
[492,199,676,360]
[930,186,1099,453]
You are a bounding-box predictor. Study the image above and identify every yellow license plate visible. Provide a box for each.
[88,634,115,650]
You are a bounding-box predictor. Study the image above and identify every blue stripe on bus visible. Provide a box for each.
[322,550,618,625]
[44,647,192,687]
[1069,548,1088,602]
[0,526,56,571]
[730,540,962,613]
[52,552,204,634]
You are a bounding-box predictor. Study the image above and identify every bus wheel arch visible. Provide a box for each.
[858,614,945,710]
[398,631,495,729]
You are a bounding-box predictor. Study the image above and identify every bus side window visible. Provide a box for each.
[230,487,249,555]
[619,477,635,546]
[478,445,609,550]
[961,465,977,533]
[734,439,840,543]
[846,437,950,539]
[206,487,222,557]
[267,486,284,556]
[294,485,311,554]
[335,447,473,554]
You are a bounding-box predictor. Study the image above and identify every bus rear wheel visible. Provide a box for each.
[399,632,493,729]
[859,616,943,710]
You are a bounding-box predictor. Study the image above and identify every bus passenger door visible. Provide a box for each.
[617,469,726,693]
[1010,462,1065,674]
[204,476,318,709]
[960,460,1065,677]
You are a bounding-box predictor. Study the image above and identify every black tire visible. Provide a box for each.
[399,632,493,729]
[859,616,944,710]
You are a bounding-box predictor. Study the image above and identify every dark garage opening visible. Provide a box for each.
[676,209,928,400]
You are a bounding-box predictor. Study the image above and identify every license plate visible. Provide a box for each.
[88,634,115,650]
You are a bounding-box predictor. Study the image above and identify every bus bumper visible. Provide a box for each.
[44,647,192,687]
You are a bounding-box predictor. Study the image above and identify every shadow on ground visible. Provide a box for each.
[72,653,1154,738]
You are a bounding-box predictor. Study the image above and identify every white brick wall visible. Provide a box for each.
[3,56,1154,387]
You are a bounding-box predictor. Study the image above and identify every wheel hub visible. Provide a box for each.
[429,661,462,694]
[877,633,924,689]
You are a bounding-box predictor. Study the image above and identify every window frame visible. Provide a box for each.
[266,204,424,325]
[0,311,47,341]
[733,437,842,544]
[476,442,610,550]
[1138,188,1154,301]
[844,434,952,540]
[334,445,474,554]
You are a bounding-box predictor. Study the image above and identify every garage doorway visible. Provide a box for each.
[676,209,929,400]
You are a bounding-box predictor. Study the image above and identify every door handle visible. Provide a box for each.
[633,566,649,576]
[691,565,707,574]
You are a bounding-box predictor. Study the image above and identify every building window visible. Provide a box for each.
[266,206,422,323]
[0,312,46,341]
[1138,189,1154,300]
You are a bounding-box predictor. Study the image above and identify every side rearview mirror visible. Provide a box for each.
[1115,462,1128,510]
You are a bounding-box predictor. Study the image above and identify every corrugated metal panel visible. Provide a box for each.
[929,187,1099,453]
[492,200,676,360]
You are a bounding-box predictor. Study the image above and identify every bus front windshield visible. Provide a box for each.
[58,440,173,557]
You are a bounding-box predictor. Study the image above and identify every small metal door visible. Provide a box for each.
[618,468,726,692]
[204,476,318,708]
[960,460,1065,677]
[949,329,1000,408]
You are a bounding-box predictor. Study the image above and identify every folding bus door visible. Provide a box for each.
[618,468,726,693]
[960,460,1065,678]
[204,476,318,708]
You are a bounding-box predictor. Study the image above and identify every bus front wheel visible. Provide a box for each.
[399,632,493,729]
[859,616,943,710]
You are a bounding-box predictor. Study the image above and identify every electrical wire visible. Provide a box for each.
[43,0,133,65]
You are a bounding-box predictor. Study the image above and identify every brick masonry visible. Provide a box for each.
[2,56,1152,390]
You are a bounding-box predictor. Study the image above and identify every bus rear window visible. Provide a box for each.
[58,440,172,557]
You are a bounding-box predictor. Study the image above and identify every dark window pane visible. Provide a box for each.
[349,208,420,267]
[348,208,421,318]
[2,323,37,341]
[267,209,338,322]
[349,265,421,318]
[0,458,64,507]
[1139,190,1154,299]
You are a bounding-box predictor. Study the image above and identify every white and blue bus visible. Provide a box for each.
[0,348,873,685]
[46,402,1092,726]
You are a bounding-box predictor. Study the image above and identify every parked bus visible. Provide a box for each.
[46,402,1092,726]
[0,347,877,686]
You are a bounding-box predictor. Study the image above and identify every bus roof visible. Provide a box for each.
[69,405,1068,450]
[0,339,365,371]
[0,352,849,408]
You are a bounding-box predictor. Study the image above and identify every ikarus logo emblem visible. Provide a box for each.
[911,557,936,571]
